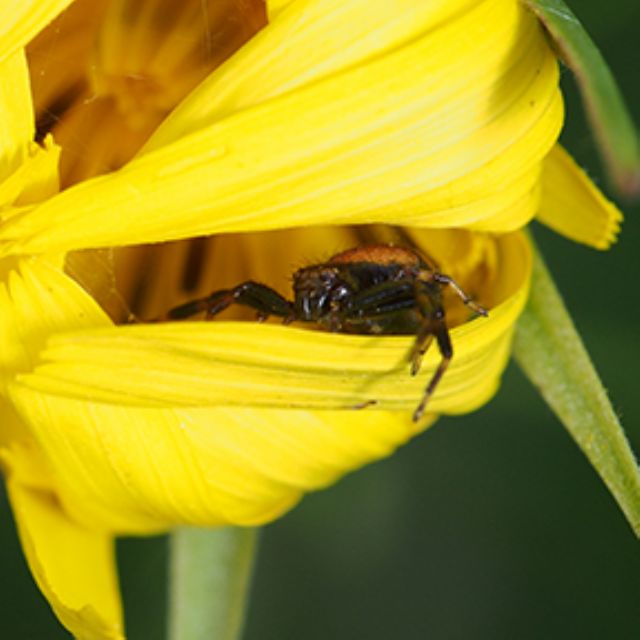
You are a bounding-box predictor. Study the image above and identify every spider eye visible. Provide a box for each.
[333,285,350,299]
[301,296,311,317]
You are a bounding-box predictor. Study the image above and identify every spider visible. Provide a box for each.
[163,244,488,421]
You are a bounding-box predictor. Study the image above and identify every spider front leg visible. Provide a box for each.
[431,273,488,317]
[408,325,435,377]
[412,320,452,422]
[163,280,294,321]
[410,284,453,422]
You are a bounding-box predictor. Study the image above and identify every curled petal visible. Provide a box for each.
[537,144,622,249]
[0,259,120,636]
[0,0,562,254]
[11,231,530,414]
[6,396,434,531]
[11,300,519,414]
[148,0,488,147]
[7,230,530,531]
[4,448,123,639]
[0,136,61,211]
[0,256,111,392]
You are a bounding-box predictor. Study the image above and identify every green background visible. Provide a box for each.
[2,2,639,638]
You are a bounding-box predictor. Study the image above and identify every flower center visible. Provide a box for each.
[27,0,267,185]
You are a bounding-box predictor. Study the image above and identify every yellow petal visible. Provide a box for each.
[6,394,434,531]
[266,0,294,20]
[0,255,111,392]
[0,136,61,211]
[147,0,486,148]
[0,50,61,218]
[12,307,513,414]
[11,232,530,415]
[537,144,623,249]
[0,0,74,63]
[0,0,562,254]
[4,449,123,640]
[5,229,528,531]
[0,50,35,181]
[0,253,119,638]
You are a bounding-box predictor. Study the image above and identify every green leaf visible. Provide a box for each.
[525,0,640,199]
[514,241,640,536]
[168,527,259,640]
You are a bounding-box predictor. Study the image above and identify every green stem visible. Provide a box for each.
[168,527,259,640]
[525,0,640,198]
[514,242,640,536]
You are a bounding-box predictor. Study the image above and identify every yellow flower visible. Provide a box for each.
[0,0,622,638]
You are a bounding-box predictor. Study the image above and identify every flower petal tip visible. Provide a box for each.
[539,145,624,250]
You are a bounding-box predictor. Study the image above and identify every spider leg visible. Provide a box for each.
[326,279,416,332]
[410,282,453,422]
[408,281,440,374]
[163,281,293,321]
[408,329,434,376]
[347,280,415,315]
[431,273,488,316]
[412,320,452,423]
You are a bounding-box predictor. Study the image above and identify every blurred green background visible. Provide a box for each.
[1,2,639,638]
